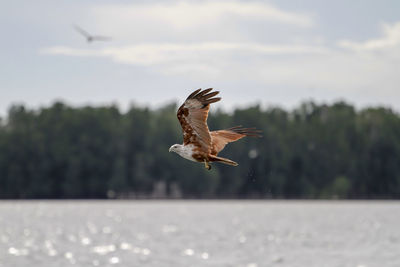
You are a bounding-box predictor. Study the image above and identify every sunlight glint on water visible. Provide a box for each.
[0,201,399,267]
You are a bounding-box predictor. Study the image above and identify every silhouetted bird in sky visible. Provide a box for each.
[73,25,111,43]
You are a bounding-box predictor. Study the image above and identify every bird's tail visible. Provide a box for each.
[209,155,238,166]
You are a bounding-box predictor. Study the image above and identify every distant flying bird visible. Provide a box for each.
[169,88,261,170]
[73,25,111,43]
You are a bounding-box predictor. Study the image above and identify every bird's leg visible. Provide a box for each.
[204,160,211,170]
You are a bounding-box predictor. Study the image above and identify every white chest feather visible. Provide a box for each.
[177,144,197,162]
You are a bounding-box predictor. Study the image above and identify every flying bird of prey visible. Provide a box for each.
[73,25,111,43]
[169,88,261,170]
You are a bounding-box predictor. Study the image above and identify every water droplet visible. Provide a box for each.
[183,249,194,256]
[81,237,91,245]
[142,248,151,256]
[92,245,116,255]
[201,252,209,259]
[8,247,28,256]
[120,242,132,250]
[8,247,18,255]
[64,252,73,259]
[109,257,120,264]
[48,249,57,256]
[248,149,258,159]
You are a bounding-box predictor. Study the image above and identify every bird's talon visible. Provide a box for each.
[204,160,211,170]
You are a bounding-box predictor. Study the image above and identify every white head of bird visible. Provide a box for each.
[169,144,196,162]
[169,144,181,153]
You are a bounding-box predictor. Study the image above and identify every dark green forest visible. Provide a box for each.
[1,101,400,199]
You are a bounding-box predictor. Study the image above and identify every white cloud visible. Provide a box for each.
[338,22,400,51]
[41,42,328,81]
[92,1,314,31]
[41,25,400,94]
[41,0,400,110]
[41,42,328,65]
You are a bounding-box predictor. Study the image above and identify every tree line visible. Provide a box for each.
[0,101,399,199]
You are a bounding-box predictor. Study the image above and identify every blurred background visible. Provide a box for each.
[1,0,400,200]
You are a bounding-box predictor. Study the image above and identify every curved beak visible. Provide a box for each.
[169,147,172,152]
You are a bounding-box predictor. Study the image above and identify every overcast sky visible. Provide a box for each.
[1,0,400,115]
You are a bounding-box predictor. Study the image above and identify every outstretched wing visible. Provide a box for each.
[177,88,221,153]
[73,25,91,38]
[211,126,262,155]
[92,36,112,41]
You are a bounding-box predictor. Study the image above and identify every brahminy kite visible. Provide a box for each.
[169,88,261,170]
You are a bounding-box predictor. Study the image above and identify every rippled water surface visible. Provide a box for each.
[0,201,399,267]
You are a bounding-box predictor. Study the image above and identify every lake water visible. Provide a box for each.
[0,201,399,267]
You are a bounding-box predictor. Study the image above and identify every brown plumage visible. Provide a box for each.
[169,88,261,170]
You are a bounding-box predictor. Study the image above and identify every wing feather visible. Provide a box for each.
[92,36,112,41]
[177,88,221,153]
[73,25,90,38]
[211,126,262,155]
